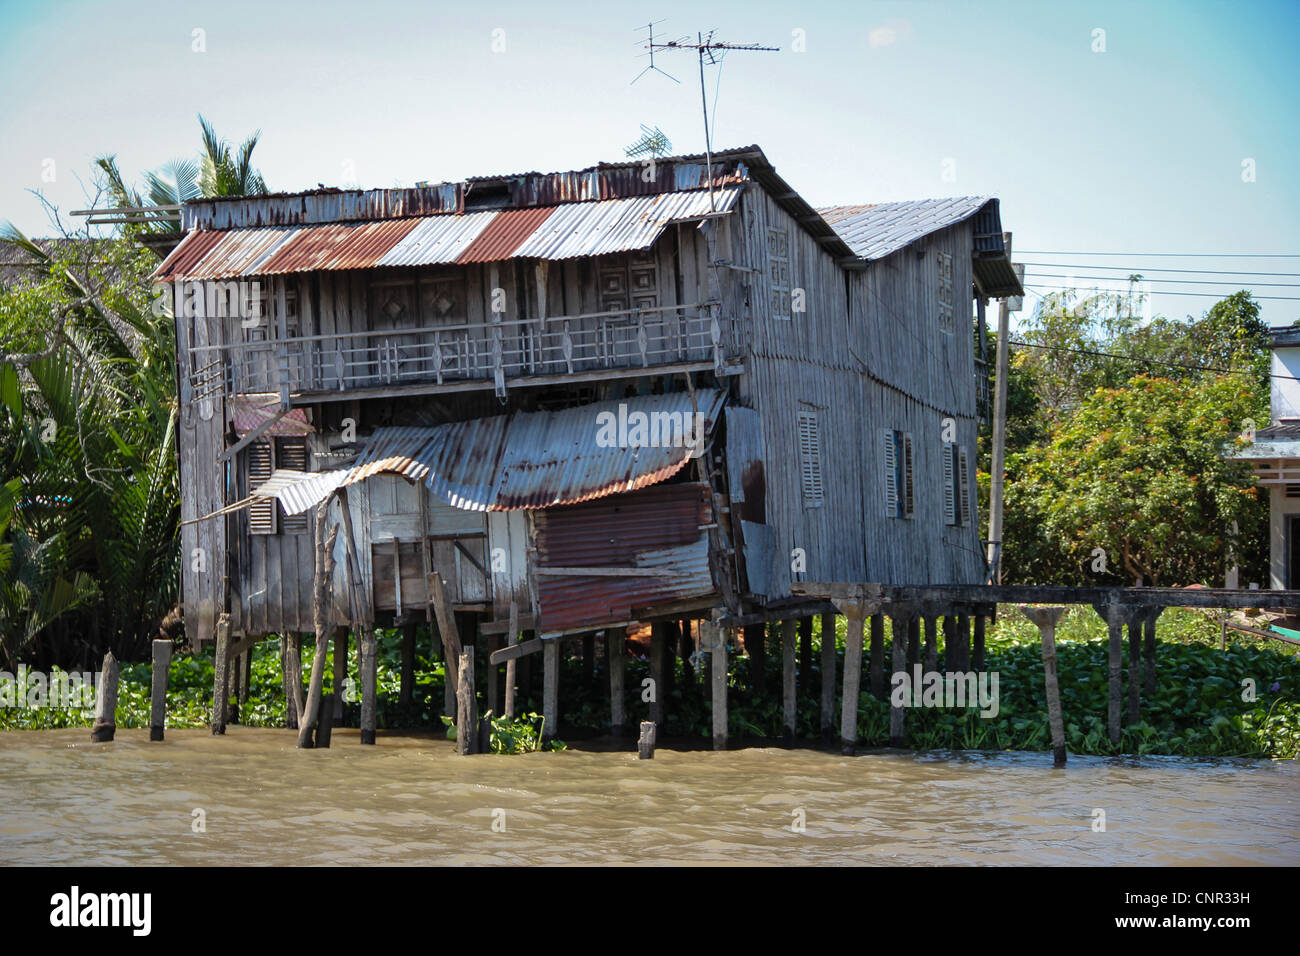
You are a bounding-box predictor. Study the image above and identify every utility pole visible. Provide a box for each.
[986,256,1024,585]
[634,26,778,211]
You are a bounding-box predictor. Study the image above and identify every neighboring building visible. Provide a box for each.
[1233,326,1300,589]
[154,145,1022,649]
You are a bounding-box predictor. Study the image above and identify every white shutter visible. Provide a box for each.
[247,440,276,535]
[798,411,823,508]
[902,433,915,519]
[958,446,971,527]
[882,429,897,518]
[942,442,955,526]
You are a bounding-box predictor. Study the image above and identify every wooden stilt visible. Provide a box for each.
[906,616,920,666]
[888,613,909,747]
[650,623,666,728]
[92,651,119,742]
[679,619,696,685]
[924,615,938,673]
[281,636,297,729]
[638,720,656,759]
[583,633,596,690]
[428,570,463,718]
[956,614,971,671]
[1019,605,1067,767]
[504,602,519,719]
[943,615,957,670]
[211,615,231,735]
[662,621,678,705]
[1144,608,1160,695]
[150,639,171,741]
[841,611,865,755]
[782,618,797,747]
[608,626,626,735]
[542,639,559,743]
[298,497,340,749]
[486,633,502,716]
[819,611,837,745]
[400,621,416,708]
[456,652,477,755]
[868,613,884,698]
[315,693,334,749]
[331,627,347,722]
[704,622,728,751]
[1093,600,1126,746]
[973,612,987,671]
[359,624,378,745]
[1127,611,1142,728]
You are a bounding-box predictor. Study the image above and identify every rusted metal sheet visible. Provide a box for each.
[265,391,726,516]
[532,482,716,634]
[152,229,226,280]
[455,206,557,264]
[259,218,420,274]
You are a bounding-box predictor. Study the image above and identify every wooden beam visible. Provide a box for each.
[489,637,543,665]
[218,407,290,463]
[781,619,797,747]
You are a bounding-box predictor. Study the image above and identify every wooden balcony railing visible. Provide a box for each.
[188,302,735,403]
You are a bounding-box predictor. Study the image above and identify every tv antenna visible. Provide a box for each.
[633,24,778,210]
[625,124,674,160]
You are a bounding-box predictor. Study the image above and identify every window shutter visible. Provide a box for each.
[902,433,915,519]
[276,437,310,535]
[958,447,971,527]
[798,411,823,508]
[937,251,953,333]
[942,442,955,526]
[247,440,276,535]
[882,429,897,518]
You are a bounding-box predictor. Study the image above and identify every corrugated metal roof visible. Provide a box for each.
[261,390,725,516]
[817,196,993,261]
[456,206,558,264]
[153,189,738,279]
[250,468,350,516]
[511,187,742,260]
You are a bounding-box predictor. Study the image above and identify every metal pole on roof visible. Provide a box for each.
[698,35,714,212]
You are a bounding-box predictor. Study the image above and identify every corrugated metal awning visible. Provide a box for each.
[253,390,726,516]
[153,187,743,280]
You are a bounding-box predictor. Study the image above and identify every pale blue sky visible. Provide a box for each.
[2,0,1297,326]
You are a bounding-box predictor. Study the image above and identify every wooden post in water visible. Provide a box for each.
[456,652,477,755]
[923,615,938,673]
[650,623,666,728]
[91,651,119,742]
[906,616,920,666]
[709,623,729,751]
[315,693,335,749]
[283,633,304,729]
[888,611,913,748]
[211,614,231,735]
[868,613,884,698]
[150,639,171,741]
[819,611,837,745]
[1093,598,1126,746]
[542,639,559,744]
[1144,608,1161,695]
[838,601,868,756]
[638,720,656,759]
[943,615,957,670]
[973,612,987,672]
[1019,605,1068,767]
[955,614,971,671]
[608,625,626,735]
[744,623,766,696]
[332,628,347,722]
[781,618,797,747]
[299,497,340,749]
[359,623,378,745]
[583,633,596,691]
[428,570,462,713]
[1127,609,1143,727]
[504,602,519,719]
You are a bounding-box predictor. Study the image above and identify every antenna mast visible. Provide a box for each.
[633,25,778,210]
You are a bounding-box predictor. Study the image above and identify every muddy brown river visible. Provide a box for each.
[2,728,1296,865]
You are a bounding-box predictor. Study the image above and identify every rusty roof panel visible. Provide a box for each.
[259,218,420,274]
[533,482,716,633]
[181,226,300,280]
[455,206,557,264]
[152,229,227,280]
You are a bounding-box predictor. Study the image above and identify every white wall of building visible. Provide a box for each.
[1271,347,1300,420]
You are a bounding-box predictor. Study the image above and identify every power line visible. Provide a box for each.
[1007,338,1299,383]
[1019,262,1299,278]
[1017,251,1300,258]
[1026,272,1300,288]
[1025,283,1300,302]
